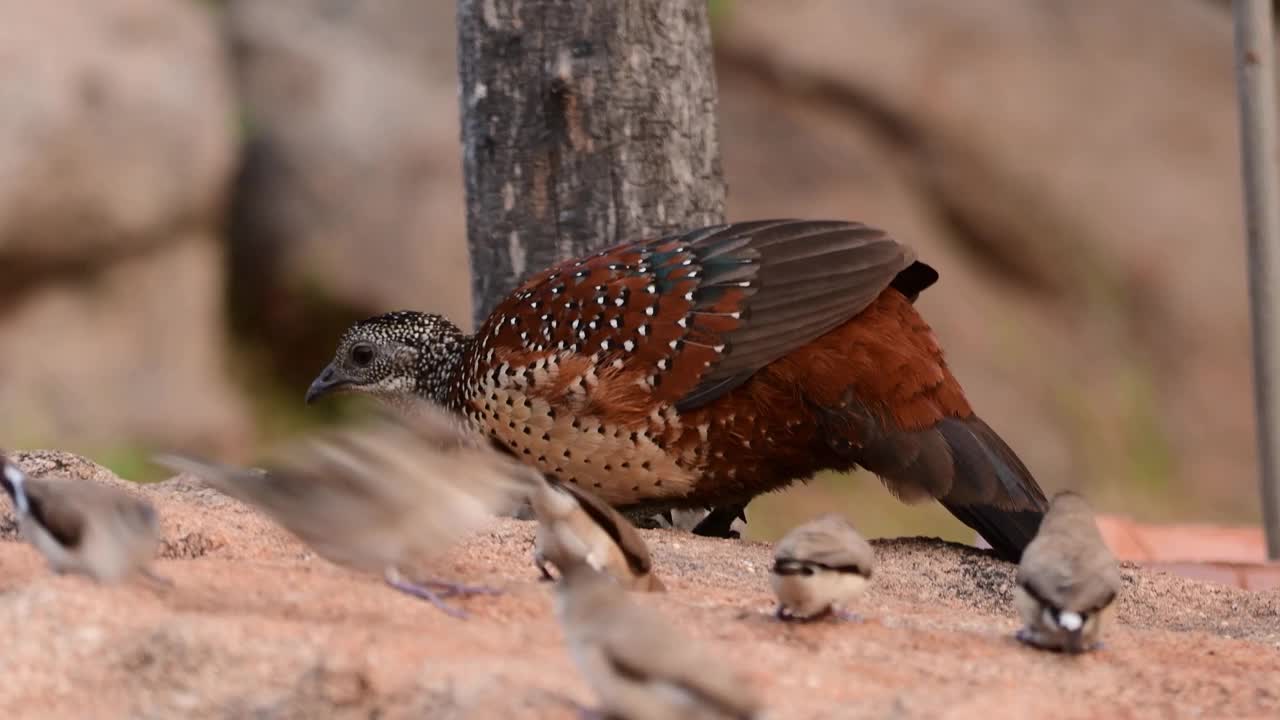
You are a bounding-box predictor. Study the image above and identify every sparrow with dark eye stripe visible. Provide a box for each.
[1,454,163,585]
[1014,491,1122,654]
[770,513,874,621]
[530,475,666,593]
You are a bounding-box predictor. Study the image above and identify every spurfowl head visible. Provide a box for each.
[305,310,469,409]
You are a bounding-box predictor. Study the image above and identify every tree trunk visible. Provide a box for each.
[457,0,739,536]
[456,0,725,331]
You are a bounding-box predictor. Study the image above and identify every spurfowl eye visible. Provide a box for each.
[350,344,375,367]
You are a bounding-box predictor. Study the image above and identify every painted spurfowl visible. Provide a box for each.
[304,219,1049,562]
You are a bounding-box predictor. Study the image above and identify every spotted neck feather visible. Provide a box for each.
[413,332,475,414]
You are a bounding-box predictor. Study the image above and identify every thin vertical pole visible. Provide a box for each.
[1233,0,1280,559]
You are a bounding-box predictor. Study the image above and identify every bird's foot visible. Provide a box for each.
[626,509,674,530]
[1059,638,1099,655]
[534,555,556,583]
[138,567,175,591]
[1014,626,1099,654]
[383,568,499,619]
[1014,627,1061,652]
[775,605,815,623]
[691,503,748,539]
[534,689,609,719]
[385,574,469,619]
[832,609,864,623]
[419,578,504,597]
[776,604,850,624]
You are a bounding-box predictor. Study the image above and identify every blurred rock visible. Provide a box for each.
[0,0,234,266]
[721,0,1243,308]
[0,0,250,456]
[716,0,1258,519]
[1,455,1278,718]
[0,236,250,457]
[224,0,471,384]
[712,62,1078,535]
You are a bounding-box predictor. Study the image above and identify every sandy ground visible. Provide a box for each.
[1,452,1278,720]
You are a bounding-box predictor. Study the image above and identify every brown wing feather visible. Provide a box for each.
[554,479,653,575]
[672,220,917,410]
[474,219,918,414]
[790,290,1048,561]
[23,480,87,549]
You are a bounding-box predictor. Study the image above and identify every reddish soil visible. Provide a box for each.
[1,451,1278,719]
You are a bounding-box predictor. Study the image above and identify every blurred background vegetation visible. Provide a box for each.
[0,0,1266,543]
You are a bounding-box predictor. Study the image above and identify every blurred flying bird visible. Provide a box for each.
[155,402,530,619]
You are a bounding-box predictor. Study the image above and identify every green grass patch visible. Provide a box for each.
[89,444,168,484]
[743,469,974,545]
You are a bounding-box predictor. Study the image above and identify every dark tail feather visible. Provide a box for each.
[940,502,1045,563]
[936,415,1049,562]
[818,401,1048,562]
[890,260,939,302]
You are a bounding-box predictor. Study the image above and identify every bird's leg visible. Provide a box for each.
[832,608,864,623]
[774,605,817,623]
[534,688,608,720]
[138,567,175,590]
[383,567,491,619]
[624,509,673,530]
[1015,626,1055,650]
[384,568,467,619]
[776,604,850,624]
[529,532,557,582]
[691,503,748,539]
[416,577,504,597]
[534,552,556,582]
[508,499,537,521]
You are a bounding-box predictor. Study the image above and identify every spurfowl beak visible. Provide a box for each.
[305,363,349,404]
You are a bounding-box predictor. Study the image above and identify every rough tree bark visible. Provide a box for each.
[456,0,725,329]
[457,0,740,535]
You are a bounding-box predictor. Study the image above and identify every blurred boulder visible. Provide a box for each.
[0,0,249,456]
[224,0,471,384]
[0,0,233,267]
[721,0,1243,319]
[717,0,1257,518]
